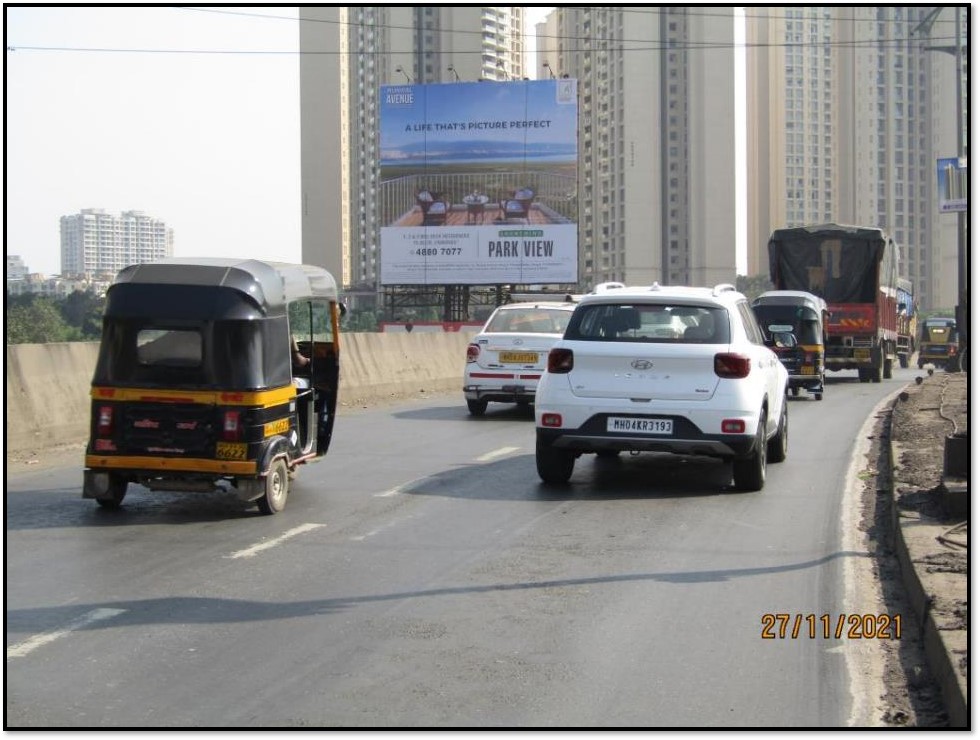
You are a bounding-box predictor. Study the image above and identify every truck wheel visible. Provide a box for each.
[733,414,766,491]
[899,354,909,369]
[883,358,893,379]
[536,441,574,484]
[872,361,883,383]
[96,474,128,509]
[256,458,289,515]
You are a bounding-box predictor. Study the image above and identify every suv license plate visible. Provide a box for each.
[607,417,673,434]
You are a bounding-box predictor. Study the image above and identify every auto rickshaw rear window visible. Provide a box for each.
[137,329,202,367]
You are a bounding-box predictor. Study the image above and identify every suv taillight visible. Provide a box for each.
[222,410,242,441]
[96,405,114,435]
[714,353,751,379]
[548,348,574,374]
[466,343,480,363]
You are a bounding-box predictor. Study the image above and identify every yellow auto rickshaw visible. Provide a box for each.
[752,290,828,400]
[83,258,344,514]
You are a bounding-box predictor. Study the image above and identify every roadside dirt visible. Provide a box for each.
[859,369,968,728]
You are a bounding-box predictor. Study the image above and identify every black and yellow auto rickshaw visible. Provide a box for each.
[751,290,828,400]
[83,258,344,514]
[917,317,958,369]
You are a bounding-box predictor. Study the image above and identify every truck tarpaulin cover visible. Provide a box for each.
[768,225,884,304]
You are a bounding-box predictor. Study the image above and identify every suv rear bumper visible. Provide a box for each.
[536,426,757,460]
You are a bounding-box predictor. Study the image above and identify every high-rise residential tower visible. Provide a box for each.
[300,7,526,294]
[746,6,964,311]
[547,7,738,289]
[59,208,173,276]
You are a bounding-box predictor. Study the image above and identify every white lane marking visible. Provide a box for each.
[375,473,429,498]
[7,608,127,659]
[226,522,325,559]
[475,446,522,462]
[351,515,415,542]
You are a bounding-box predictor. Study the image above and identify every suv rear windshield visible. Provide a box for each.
[565,303,730,343]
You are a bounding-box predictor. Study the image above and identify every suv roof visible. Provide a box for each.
[579,282,745,305]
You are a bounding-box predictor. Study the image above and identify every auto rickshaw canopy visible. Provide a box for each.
[94,258,340,391]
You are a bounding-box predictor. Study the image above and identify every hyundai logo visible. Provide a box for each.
[631,359,653,370]
[513,339,523,345]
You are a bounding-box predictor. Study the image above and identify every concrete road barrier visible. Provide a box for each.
[5,333,476,456]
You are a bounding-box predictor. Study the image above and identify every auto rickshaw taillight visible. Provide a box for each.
[97,405,114,435]
[222,410,242,441]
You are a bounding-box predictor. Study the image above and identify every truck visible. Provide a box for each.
[895,277,916,369]
[768,223,899,383]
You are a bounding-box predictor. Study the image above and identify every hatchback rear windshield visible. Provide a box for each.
[565,303,730,343]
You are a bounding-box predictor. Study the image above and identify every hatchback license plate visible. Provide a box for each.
[499,351,538,364]
[607,417,673,434]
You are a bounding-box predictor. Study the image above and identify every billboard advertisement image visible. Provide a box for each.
[379,79,578,285]
[937,156,968,213]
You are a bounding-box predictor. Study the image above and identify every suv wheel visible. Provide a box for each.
[767,402,788,463]
[536,441,575,484]
[733,414,767,491]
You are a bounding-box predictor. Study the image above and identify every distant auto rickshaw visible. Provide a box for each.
[83,258,344,514]
[917,317,958,370]
[752,290,828,400]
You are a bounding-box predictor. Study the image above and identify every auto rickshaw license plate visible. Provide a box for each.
[854,349,871,361]
[499,351,538,364]
[216,442,247,460]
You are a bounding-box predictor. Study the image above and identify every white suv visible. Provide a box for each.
[464,301,577,415]
[534,283,789,490]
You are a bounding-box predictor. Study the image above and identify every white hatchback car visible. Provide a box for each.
[534,283,789,490]
[464,301,577,415]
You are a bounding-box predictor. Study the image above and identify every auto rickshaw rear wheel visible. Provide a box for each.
[256,457,289,515]
[96,474,128,509]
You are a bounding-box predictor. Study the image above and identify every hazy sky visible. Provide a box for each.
[6,6,306,276]
[6,6,555,277]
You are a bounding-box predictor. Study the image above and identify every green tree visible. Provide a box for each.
[5,294,77,344]
[344,309,381,332]
[60,289,105,339]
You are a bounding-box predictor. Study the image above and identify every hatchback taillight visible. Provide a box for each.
[96,405,114,435]
[714,353,751,379]
[222,410,242,441]
[547,348,574,374]
[466,344,480,363]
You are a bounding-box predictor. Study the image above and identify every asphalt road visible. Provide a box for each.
[5,368,916,728]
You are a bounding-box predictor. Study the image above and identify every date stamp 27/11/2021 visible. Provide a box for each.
[761,613,901,640]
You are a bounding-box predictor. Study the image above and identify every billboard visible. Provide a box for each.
[937,156,968,213]
[379,79,578,286]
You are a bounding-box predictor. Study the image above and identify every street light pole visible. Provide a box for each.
[914,7,968,370]
[953,6,967,369]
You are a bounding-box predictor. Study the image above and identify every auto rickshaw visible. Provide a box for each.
[83,258,344,514]
[917,317,958,370]
[751,290,828,400]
